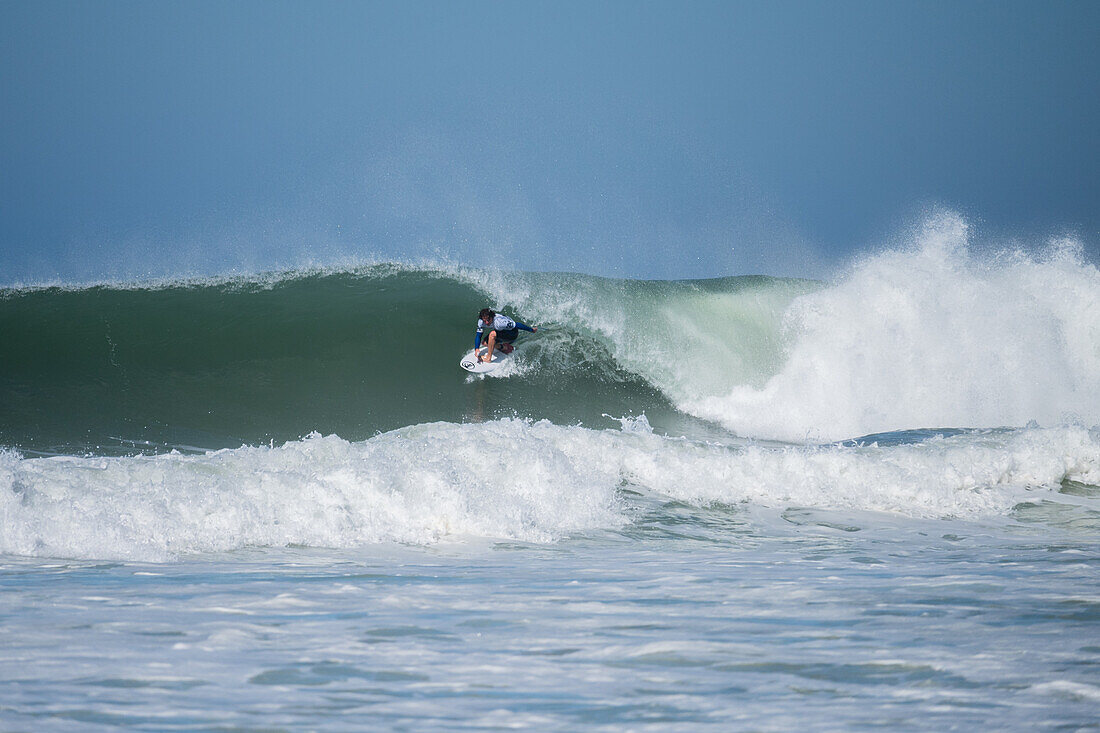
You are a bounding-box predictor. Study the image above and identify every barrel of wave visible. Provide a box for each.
[465,268,819,410]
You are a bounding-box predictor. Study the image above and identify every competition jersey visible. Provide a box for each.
[476,314,516,335]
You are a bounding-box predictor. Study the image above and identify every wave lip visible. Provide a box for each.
[2,419,1097,562]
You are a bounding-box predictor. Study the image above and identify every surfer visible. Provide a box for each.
[475,308,537,362]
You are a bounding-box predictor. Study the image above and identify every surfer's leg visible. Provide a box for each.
[497,328,519,354]
[483,330,497,360]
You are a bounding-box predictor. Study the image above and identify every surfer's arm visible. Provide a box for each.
[515,321,537,333]
[474,320,485,350]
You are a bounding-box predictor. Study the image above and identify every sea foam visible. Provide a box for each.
[2,419,1097,561]
[690,214,1100,440]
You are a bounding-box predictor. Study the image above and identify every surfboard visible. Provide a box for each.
[460,347,509,374]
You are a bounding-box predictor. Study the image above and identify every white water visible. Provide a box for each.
[3,419,1098,562]
[694,215,1100,440]
[3,500,1099,731]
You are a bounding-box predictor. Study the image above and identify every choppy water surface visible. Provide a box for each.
[3,510,1099,731]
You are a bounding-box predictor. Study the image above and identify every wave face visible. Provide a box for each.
[2,212,1099,453]
[0,265,808,453]
[3,420,1098,561]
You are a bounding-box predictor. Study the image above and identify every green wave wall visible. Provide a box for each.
[6,267,802,454]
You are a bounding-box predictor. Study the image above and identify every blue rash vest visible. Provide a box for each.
[474,314,534,349]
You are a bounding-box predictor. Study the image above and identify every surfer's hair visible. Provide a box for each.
[479,308,495,322]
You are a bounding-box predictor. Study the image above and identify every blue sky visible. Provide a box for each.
[1,0,1097,281]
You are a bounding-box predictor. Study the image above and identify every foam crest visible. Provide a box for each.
[635,424,1100,517]
[702,214,1100,439]
[709,213,1100,440]
[0,424,626,561]
[2,420,1097,561]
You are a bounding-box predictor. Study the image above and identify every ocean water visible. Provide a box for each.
[2,218,1100,730]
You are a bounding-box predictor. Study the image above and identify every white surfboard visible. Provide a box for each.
[460,347,509,374]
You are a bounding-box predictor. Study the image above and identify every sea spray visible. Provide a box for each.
[684,213,1100,440]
